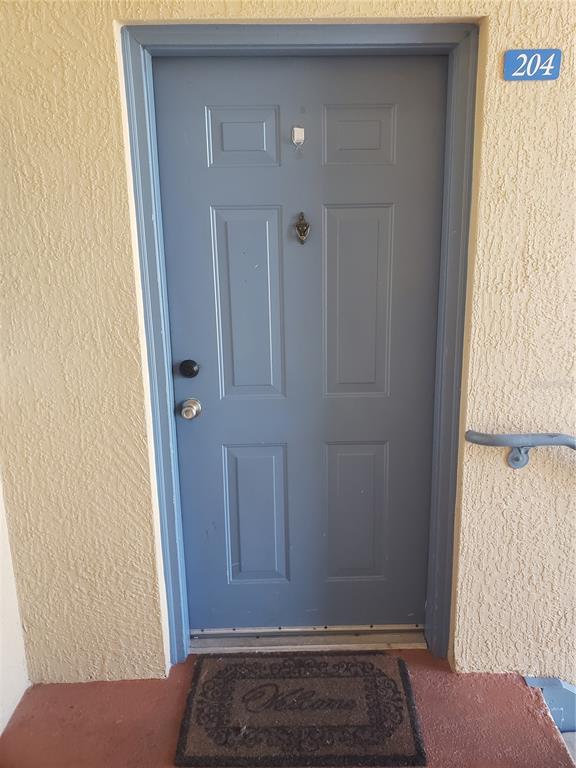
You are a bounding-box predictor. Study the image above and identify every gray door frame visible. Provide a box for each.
[121,23,478,664]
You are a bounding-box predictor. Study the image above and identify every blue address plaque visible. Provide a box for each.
[504,49,562,81]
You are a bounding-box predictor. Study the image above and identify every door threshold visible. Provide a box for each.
[189,628,427,654]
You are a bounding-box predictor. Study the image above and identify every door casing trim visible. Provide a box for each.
[120,23,478,664]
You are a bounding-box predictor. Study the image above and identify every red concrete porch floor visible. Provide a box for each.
[0,651,573,768]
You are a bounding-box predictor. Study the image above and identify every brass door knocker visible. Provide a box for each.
[295,212,310,244]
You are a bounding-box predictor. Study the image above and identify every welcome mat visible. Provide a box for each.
[175,652,427,767]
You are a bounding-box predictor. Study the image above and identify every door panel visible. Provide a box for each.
[224,444,288,583]
[212,206,285,397]
[326,442,389,580]
[325,205,392,394]
[207,106,280,167]
[153,55,447,630]
[324,104,396,165]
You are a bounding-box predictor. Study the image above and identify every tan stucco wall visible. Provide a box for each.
[0,1,574,684]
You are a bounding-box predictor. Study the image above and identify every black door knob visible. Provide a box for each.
[179,359,200,378]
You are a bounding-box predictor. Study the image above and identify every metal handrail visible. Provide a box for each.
[465,430,576,469]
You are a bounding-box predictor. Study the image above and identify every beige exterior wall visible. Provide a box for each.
[0,1,574,684]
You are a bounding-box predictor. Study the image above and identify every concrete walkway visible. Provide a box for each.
[0,651,573,767]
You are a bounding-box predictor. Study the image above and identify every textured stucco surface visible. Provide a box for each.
[0,0,574,684]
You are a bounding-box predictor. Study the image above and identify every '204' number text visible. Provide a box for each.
[503,49,562,81]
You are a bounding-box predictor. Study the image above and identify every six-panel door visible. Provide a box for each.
[153,55,448,630]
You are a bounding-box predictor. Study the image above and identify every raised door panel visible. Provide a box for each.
[325,442,389,581]
[224,444,289,583]
[324,104,396,165]
[211,207,285,398]
[206,106,280,167]
[324,205,393,395]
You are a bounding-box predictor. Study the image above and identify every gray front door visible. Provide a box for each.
[153,55,447,631]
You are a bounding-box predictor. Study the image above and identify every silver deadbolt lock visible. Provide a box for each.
[180,398,202,420]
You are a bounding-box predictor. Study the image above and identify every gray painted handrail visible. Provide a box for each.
[465,430,576,469]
